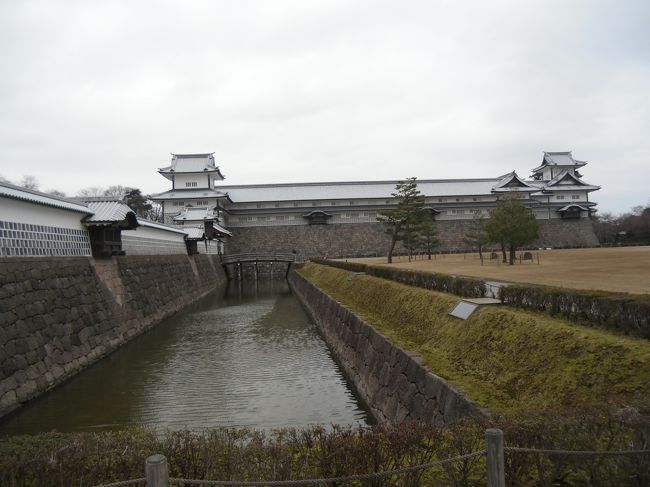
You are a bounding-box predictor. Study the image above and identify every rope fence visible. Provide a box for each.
[505,446,650,457]
[92,429,650,487]
[170,451,484,486]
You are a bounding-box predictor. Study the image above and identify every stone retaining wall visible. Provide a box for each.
[288,270,487,425]
[227,219,599,260]
[0,254,227,418]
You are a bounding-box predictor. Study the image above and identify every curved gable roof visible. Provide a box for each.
[545,170,599,189]
[492,172,538,192]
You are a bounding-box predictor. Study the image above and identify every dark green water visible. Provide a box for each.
[0,281,370,435]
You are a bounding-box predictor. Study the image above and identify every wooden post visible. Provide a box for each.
[486,428,505,487]
[145,454,168,487]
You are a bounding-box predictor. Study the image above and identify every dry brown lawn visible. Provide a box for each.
[354,246,650,294]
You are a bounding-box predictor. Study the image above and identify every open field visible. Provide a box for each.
[354,246,650,294]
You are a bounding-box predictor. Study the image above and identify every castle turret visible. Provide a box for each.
[530,151,587,181]
[152,153,230,225]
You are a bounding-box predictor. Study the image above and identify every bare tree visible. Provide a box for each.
[103,185,131,197]
[77,186,106,197]
[46,189,67,198]
[20,175,40,190]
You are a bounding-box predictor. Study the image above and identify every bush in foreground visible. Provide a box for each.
[0,410,648,486]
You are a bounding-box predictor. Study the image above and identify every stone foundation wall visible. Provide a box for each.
[535,218,599,248]
[0,254,227,418]
[288,270,486,424]
[226,219,599,259]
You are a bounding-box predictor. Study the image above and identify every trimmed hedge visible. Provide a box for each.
[499,284,650,339]
[310,258,486,298]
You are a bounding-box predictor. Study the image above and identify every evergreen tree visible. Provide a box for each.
[485,194,539,265]
[416,217,438,260]
[377,177,425,263]
[463,210,489,262]
[124,188,153,218]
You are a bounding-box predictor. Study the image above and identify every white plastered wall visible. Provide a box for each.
[0,197,88,229]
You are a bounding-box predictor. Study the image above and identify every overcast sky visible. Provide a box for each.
[0,0,648,214]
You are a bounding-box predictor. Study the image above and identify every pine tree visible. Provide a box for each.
[463,210,489,263]
[124,188,153,218]
[416,217,438,260]
[377,177,425,263]
[485,194,539,265]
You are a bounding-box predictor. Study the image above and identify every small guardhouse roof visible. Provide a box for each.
[81,199,139,229]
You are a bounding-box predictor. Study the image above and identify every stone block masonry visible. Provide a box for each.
[0,254,227,418]
[288,270,488,425]
[227,219,599,260]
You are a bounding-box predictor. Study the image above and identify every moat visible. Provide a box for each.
[0,281,370,435]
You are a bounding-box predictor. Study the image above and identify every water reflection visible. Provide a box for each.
[0,281,370,435]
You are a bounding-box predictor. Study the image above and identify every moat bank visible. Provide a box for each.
[0,281,369,434]
[289,269,485,425]
[294,263,650,415]
[0,254,227,419]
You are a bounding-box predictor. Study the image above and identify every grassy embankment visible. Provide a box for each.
[298,262,650,413]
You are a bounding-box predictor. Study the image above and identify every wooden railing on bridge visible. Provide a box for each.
[220,253,297,280]
[220,253,297,264]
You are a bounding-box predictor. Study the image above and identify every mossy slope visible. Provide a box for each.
[298,263,650,413]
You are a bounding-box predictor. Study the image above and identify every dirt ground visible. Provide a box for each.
[354,246,650,294]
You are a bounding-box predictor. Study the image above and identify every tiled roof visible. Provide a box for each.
[491,172,538,192]
[532,151,587,172]
[184,226,205,239]
[151,188,228,200]
[544,152,576,165]
[213,222,232,237]
[545,170,600,191]
[82,200,137,226]
[0,181,93,214]
[219,178,500,203]
[172,206,217,222]
[558,204,590,212]
[137,219,188,235]
[181,223,232,239]
[158,153,225,178]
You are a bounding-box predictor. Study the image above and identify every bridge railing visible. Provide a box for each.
[220,253,297,264]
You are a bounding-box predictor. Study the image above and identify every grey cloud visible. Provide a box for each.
[0,0,648,213]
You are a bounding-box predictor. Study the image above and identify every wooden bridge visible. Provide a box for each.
[220,253,297,280]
